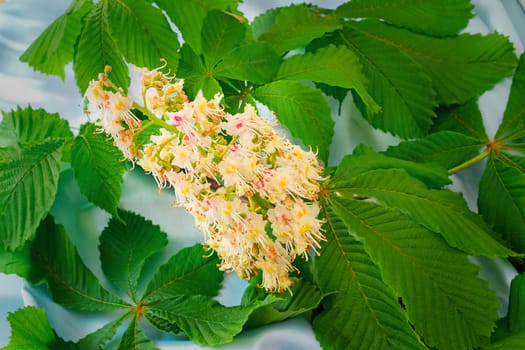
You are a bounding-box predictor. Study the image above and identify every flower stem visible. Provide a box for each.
[448,148,491,175]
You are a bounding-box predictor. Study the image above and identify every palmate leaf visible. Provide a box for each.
[142,244,223,303]
[332,145,450,189]
[328,195,500,350]
[384,131,485,170]
[336,25,437,138]
[0,139,63,250]
[19,0,92,79]
[350,20,517,105]
[335,0,473,37]
[118,316,159,350]
[275,44,379,113]
[0,106,73,148]
[99,210,168,301]
[71,123,127,218]
[30,216,128,311]
[177,44,221,99]
[495,53,525,144]
[74,1,129,94]
[2,306,56,350]
[478,152,525,253]
[214,42,281,84]
[243,280,325,329]
[201,10,246,69]
[432,99,489,141]
[107,0,179,72]
[313,205,425,350]
[253,80,334,163]
[330,167,514,257]
[258,4,341,55]
[147,295,273,346]
[154,0,238,54]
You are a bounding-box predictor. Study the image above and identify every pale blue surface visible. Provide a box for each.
[1,0,525,348]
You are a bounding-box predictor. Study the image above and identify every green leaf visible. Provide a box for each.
[243,280,324,329]
[147,295,272,346]
[351,20,517,105]
[337,24,437,138]
[432,99,489,141]
[144,313,183,336]
[99,210,168,301]
[258,4,341,55]
[201,10,246,68]
[117,317,159,350]
[508,274,525,334]
[107,0,179,72]
[384,131,485,170]
[0,243,30,278]
[336,0,473,36]
[496,53,525,144]
[30,215,128,311]
[155,0,238,54]
[479,152,525,253]
[0,107,73,148]
[330,167,515,257]
[142,244,223,302]
[253,80,334,163]
[251,7,279,40]
[275,44,379,113]
[214,42,281,84]
[19,0,93,79]
[71,123,127,218]
[328,195,500,350]
[332,146,450,189]
[482,331,525,350]
[313,205,425,350]
[177,44,221,99]
[0,139,63,250]
[2,306,56,350]
[74,1,129,94]
[76,314,128,350]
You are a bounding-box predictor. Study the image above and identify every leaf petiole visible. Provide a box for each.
[448,148,491,175]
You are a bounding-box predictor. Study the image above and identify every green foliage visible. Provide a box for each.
[275,44,378,113]
[257,4,341,55]
[147,295,274,346]
[335,0,473,36]
[107,0,180,73]
[71,123,127,218]
[142,244,223,302]
[19,0,93,79]
[314,206,425,350]
[328,195,499,350]
[0,139,63,250]
[4,1,525,349]
[2,306,56,350]
[253,80,334,163]
[351,21,517,105]
[30,215,128,311]
[154,0,238,54]
[74,1,129,94]
[0,243,31,278]
[478,54,525,253]
[243,280,325,329]
[99,209,168,301]
[0,107,73,148]
[336,24,438,138]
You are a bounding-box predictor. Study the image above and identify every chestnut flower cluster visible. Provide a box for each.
[85,66,325,292]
